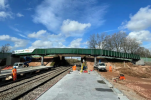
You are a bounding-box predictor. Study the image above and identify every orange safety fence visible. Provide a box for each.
[2,66,13,70]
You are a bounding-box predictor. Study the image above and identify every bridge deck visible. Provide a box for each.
[13,48,140,60]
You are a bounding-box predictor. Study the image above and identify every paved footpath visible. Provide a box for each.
[37,70,119,100]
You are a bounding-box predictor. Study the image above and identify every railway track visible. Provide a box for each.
[0,66,71,100]
[0,67,53,87]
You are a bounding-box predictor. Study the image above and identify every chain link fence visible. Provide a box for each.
[0,53,12,59]
[141,57,151,62]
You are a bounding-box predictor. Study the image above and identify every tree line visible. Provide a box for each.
[87,32,151,57]
[1,37,151,58]
[0,44,11,53]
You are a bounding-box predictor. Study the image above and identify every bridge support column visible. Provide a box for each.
[132,59,144,65]
[59,55,62,60]
[94,56,96,65]
[41,56,44,66]
[81,55,86,63]
[59,56,65,65]
[62,56,65,60]
[59,56,65,60]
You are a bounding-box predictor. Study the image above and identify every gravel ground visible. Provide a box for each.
[98,70,151,100]
[20,68,71,100]
[0,67,71,100]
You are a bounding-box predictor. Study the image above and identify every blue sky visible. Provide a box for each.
[0,0,151,51]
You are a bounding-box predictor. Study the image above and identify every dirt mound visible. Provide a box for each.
[107,62,151,78]
[118,68,150,78]
[98,61,151,100]
[86,61,94,71]
[126,82,151,99]
[145,62,151,66]
[45,62,52,66]
[99,70,151,100]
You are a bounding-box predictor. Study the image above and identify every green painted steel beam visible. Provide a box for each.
[12,48,140,60]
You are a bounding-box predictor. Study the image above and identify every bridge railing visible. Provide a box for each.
[141,57,151,62]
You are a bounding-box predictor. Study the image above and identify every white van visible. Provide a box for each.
[96,62,107,71]
[13,62,24,68]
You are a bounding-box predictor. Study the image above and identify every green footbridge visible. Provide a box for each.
[12,48,140,60]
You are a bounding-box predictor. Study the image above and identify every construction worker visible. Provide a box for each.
[12,67,17,81]
[72,64,76,71]
[83,63,88,73]
[79,62,84,74]
[109,65,112,72]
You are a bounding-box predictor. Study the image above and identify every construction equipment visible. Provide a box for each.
[113,74,125,82]
[24,57,32,67]
[119,74,125,80]
[95,62,107,71]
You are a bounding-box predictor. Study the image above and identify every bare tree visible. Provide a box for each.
[112,32,127,52]
[96,33,107,49]
[104,32,127,52]
[87,32,144,56]
[0,43,11,53]
[128,38,140,54]
[88,33,107,49]
[104,35,115,51]
[136,47,151,57]
[150,50,151,57]
[121,38,130,53]
[88,34,97,49]
[144,49,151,57]
[121,37,140,53]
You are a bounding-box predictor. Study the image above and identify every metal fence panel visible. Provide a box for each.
[0,53,11,59]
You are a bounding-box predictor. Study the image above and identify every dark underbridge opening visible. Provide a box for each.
[65,57,81,66]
